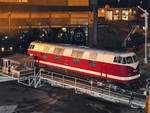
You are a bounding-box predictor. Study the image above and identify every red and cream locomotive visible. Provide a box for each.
[28,41,141,90]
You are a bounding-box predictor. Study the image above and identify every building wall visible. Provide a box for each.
[0,0,89,6]
[0,0,28,2]
[28,0,67,6]
[68,0,89,6]
[0,11,90,31]
[0,7,138,31]
[28,0,89,6]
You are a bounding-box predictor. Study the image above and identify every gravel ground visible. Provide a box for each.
[0,81,144,113]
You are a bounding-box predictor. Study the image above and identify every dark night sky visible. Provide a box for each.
[98,0,149,10]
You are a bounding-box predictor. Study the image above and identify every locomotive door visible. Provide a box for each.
[102,64,107,78]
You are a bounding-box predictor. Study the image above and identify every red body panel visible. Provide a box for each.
[28,50,139,83]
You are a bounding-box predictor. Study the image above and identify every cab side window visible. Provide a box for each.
[117,56,122,63]
[113,56,122,63]
[133,55,137,62]
[126,56,133,64]
[113,57,117,63]
[122,57,126,64]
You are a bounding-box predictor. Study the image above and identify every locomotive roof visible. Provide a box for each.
[31,41,133,56]
[29,41,139,67]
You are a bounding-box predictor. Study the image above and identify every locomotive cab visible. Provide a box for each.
[28,44,35,56]
[28,44,35,50]
[113,53,139,69]
[113,53,141,90]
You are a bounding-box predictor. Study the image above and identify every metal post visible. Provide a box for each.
[90,80,93,90]
[34,67,36,77]
[89,0,98,47]
[75,78,77,87]
[93,7,98,46]
[75,78,78,93]
[109,84,111,96]
[34,67,36,87]
[63,75,65,87]
[28,77,31,86]
[51,72,54,86]
[138,6,149,64]
[144,11,149,64]
[51,72,53,80]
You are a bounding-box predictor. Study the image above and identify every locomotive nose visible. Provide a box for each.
[132,61,139,69]
[132,62,140,75]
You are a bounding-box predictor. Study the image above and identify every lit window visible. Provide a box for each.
[122,10,129,20]
[133,10,136,15]
[116,10,119,13]
[101,9,105,13]
[89,61,95,67]
[106,11,113,20]
[114,15,119,20]
[129,9,132,15]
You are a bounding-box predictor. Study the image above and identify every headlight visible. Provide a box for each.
[10,47,13,50]
[1,47,4,52]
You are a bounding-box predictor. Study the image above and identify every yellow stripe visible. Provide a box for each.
[38,60,140,81]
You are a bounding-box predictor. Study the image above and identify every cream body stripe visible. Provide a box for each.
[38,60,140,81]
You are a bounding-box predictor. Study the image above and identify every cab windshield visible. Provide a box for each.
[126,56,133,64]
[113,55,137,64]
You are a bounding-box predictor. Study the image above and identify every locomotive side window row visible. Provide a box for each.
[47,55,95,68]
[113,55,137,64]
[41,55,61,61]
[42,52,95,67]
